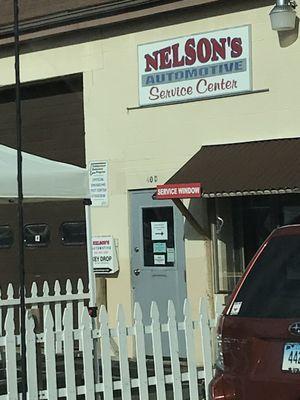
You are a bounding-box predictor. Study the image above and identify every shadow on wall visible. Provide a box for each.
[278,16,299,47]
[184,198,210,241]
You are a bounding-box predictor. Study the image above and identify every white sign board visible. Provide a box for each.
[151,221,168,241]
[138,25,251,106]
[92,235,119,275]
[89,161,108,207]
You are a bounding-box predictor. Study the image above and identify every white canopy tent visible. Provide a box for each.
[0,145,95,305]
[0,144,89,200]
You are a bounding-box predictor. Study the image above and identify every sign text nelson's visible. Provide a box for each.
[138,25,251,106]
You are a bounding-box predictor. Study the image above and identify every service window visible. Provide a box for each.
[0,225,13,248]
[24,224,50,247]
[60,221,86,245]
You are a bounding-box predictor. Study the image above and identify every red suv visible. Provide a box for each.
[209,225,300,400]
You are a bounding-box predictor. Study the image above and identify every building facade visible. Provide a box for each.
[0,0,299,323]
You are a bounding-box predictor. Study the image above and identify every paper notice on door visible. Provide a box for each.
[153,242,166,253]
[167,248,175,263]
[154,254,166,265]
[151,221,168,240]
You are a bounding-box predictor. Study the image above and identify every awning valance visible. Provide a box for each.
[167,138,300,198]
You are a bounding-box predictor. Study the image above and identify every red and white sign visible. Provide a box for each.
[138,25,251,106]
[156,183,202,199]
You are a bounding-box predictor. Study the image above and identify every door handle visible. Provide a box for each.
[134,268,141,276]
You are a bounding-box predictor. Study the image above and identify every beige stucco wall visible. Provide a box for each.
[0,4,299,327]
[82,4,300,323]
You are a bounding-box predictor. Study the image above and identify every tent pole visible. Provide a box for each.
[84,199,96,307]
[14,0,27,398]
[84,200,100,395]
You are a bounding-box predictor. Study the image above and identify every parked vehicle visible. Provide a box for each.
[209,225,300,400]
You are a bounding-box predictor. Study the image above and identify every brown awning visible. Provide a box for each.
[167,138,300,198]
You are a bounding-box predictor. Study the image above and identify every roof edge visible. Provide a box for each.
[0,0,218,42]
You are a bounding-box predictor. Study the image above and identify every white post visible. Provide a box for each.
[84,199,100,399]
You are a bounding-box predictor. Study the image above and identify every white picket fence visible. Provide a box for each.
[0,280,222,400]
[0,278,89,337]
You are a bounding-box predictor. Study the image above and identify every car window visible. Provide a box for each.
[233,234,300,318]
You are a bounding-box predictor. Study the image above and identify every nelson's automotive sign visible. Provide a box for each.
[138,25,252,106]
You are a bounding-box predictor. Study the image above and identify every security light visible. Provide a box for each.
[270,0,297,31]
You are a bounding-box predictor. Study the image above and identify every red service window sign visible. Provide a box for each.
[156,183,202,199]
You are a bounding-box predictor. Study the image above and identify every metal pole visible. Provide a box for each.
[84,200,96,307]
[84,200,100,398]
[209,199,220,294]
[13,0,27,398]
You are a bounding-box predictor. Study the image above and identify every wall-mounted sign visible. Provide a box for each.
[89,161,108,207]
[92,235,119,275]
[156,183,201,199]
[138,25,251,106]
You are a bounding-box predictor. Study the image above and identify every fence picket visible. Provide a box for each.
[150,301,166,400]
[54,280,63,353]
[63,307,77,400]
[99,305,113,400]
[66,280,74,327]
[81,307,95,400]
[7,284,15,340]
[44,310,58,399]
[30,281,38,304]
[167,301,183,400]
[42,282,51,330]
[43,281,50,301]
[133,303,149,400]
[183,300,198,400]
[200,298,213,397]
[116,305,131,400]
[26,311,38,400]
[77,280,84,351]
[30,283,39,328]
[66,279,73,296]
[4,305,18,400]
